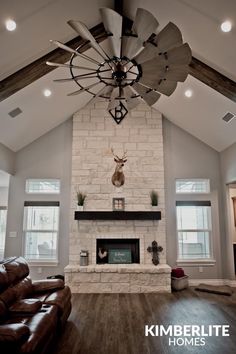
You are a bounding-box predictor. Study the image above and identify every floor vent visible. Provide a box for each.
[222,112,235,123]
[8,107,22,118]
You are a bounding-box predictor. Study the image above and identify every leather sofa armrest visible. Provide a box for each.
[0,323,30,343]
[9,299,42,314]
[32,279,64,293]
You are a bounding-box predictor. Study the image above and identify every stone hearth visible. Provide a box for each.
[65,101,171,293]
[65,264,171,293]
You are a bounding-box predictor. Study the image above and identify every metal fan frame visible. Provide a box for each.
[68,39,143,100]
[49,7,192,124]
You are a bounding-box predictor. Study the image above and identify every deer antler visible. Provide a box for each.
[122,150,127,159]
[111,148,119,160]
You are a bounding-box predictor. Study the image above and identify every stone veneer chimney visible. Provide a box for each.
[65,101,171,293]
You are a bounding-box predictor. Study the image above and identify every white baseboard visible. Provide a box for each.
[189,279,236,287]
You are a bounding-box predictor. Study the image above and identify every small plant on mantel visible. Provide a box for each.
[76,191,86,211]
[150,190,158,209]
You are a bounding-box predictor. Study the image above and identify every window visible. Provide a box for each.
[176,201,212,260]
[176,179,210,194]
[25,179,60,194]
[23,202,59,262]
[0,208,7,260]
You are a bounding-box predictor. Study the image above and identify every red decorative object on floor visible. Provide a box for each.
[171,267,185,278]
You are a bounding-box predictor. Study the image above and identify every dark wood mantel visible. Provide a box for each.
[74,211,161,221]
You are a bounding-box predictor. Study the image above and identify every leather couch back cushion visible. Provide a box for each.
[0,286,17,307]
[4,257,29,284]
[0,287,17,307]
[13,277,33,300]
[0,265,9,292]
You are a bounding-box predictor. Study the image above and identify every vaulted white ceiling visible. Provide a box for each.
[0,0,236,152]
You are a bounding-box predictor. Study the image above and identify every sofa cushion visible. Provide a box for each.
[0,323,30,343]
[20,304,58,354]
[44,286,71,316]
[13,277,33,300]
[0,286,17,307]
[4,257,29,284]
[9,299,42,315]
[32,279,64,293]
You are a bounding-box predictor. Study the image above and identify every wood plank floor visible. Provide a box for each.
[53,288,236,354]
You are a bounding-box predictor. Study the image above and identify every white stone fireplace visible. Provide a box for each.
[65,101,171,293]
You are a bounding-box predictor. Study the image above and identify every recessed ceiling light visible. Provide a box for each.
[221,20,232,32]
[43,89,52,97]
[184,89,193,98]
[5,19,17,31]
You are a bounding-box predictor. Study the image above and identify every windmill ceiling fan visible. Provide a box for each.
[47,8,192,124]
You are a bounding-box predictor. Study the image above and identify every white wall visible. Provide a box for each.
[5,120,72,279]
[0,143,15,175]
[163,119,223,279]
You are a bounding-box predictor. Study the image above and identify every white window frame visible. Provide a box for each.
[25,179,60,194]
[176,179,210,194]
[0,207,7,260]
[176,201,215,266]
[23,202,59,265]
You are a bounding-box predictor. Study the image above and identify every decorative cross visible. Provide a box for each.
[147,241,163,266]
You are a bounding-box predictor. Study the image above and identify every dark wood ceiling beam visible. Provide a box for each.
[190,57,236,102]
[114,0,123,15]
[0,23,106,103]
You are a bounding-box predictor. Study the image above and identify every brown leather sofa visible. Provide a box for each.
[0,257,71,354]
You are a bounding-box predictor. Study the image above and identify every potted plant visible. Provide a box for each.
[76,191,86,211]
[150,190,158,210]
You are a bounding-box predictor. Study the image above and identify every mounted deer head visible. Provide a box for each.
[111,148,127,187]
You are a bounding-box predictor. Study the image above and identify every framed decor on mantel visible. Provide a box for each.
[113,198,125,211]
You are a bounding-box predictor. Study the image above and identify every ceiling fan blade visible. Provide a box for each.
[155,80,177,96]
[100,8,122,58]
[67,20,109,60]
[46,61,96,71]
[132,8,159,42]
[138,80,177,96]
[132,82,161,106]
[108,87,120,111]
[140,57,166,84]
[50,40,100,65]
[123,86,141,110]
[165,65,189,82]
[67,82,100,96]
[133,43,157,64]
[123,85,136,98]
[154,22,183,52]
[165,43,192,65]
[122,36,144,60]
[50,40,79,55]
[99,85,114,98]
[126,96,141,110]
[141,55,166,71]
[86,85,110,105]
[54,75,98,82]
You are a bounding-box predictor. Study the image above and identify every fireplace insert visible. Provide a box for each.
[96,238,140,264]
